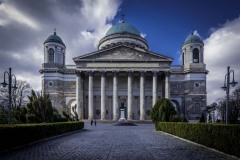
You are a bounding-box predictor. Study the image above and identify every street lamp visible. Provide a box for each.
[221,66,238,124]
[1,68,17,124]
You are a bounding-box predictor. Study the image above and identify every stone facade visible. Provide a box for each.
[40,24,208,121]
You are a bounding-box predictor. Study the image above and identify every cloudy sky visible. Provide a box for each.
[0,0,240,105]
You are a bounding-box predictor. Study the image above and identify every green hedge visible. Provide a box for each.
[156,122,240,158]
[0,121,84,151]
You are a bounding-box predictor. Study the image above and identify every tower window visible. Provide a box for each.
[193,48,199,63]
[48,48,54,63]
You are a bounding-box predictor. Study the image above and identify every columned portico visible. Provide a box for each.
[140,72,145,120]
[127,72,133,120]
[100,72,106,120]
[113,72,119,120]
[42,21,207,123]
[152,71,158,107]
[88,71,94,120]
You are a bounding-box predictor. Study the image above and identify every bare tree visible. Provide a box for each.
[12,81,31,108]
[0,80,32,123]
[216,98,226,123]
[206,102,218,123]
[215,87,240,124]
[229,88,240,124]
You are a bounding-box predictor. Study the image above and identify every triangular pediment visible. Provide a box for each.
[73,45,173,62]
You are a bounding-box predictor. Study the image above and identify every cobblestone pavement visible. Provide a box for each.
[0,123,236,160]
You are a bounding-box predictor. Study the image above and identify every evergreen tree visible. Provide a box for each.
[26,90,54,123]
[151,98,176,123]
[199,113,205,123]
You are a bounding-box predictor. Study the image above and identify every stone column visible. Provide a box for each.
[127,72,133,120]
[152,71,158,107]
[113,71,118,121]
[165,71,170,99]
[76,72,84,120]
[88,71,94,120]
[140,71,145,120]
[100,72,106,120]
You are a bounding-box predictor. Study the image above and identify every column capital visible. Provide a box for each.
[127,71,133,76]
[113,71,119,76]
[164,70,171,76]
[100,71,106,76]
[88,71,94,76]
[140,71,145,76]
[76,71,84,78]
[152,71,159,76]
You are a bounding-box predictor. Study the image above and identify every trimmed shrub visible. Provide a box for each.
[0,121,84,151]
[170,116,188,122]
[156,122,240,158]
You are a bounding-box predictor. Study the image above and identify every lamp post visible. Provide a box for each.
[1,68,17,124]
[221,66,238,124]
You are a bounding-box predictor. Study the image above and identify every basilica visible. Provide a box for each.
[40,20,208,121]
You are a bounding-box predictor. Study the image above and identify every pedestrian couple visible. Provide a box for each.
[91,119,97,126]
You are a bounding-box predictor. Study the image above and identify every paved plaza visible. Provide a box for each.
[0,123,236,160]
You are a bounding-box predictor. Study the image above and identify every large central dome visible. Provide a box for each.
[105,22,141,36]
[98,21,148,50]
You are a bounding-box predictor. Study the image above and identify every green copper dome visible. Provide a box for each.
[106,22,141,36]
[44,32,65,47]
[183,33,203,45]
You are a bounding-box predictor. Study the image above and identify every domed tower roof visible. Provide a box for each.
[44,30,65,47]
[105,22,141,36]
[183,33,203,46]
[98,21,148,50]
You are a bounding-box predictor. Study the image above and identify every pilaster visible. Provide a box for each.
[88,71,94,120]
[140,71,145,120]
[127,72,133,120]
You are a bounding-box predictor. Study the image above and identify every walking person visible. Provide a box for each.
[94,120,97,126]
[91,119,93,126]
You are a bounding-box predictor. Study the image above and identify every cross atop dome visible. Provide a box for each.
[120,14,125,23]
[54,28,57,35]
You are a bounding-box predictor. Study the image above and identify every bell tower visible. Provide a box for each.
[40,29,66,110]
[182,32,205,71]
[180,32,208,121]
[43,29,66,68]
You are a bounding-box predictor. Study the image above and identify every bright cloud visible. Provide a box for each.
[204,16,240,104]
[193,30,201,38]
[0,2,39,30]
[140,33,147,38]
[68,0,121,62]
[0,0,121,92]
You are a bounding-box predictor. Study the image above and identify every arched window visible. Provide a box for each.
[48,48,54,63]
[194,103,201,114]
[193,48,199,63]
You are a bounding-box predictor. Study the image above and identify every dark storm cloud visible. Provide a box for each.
[0,0,120,89]
[0,24,37,50]
[8,0,83,23]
